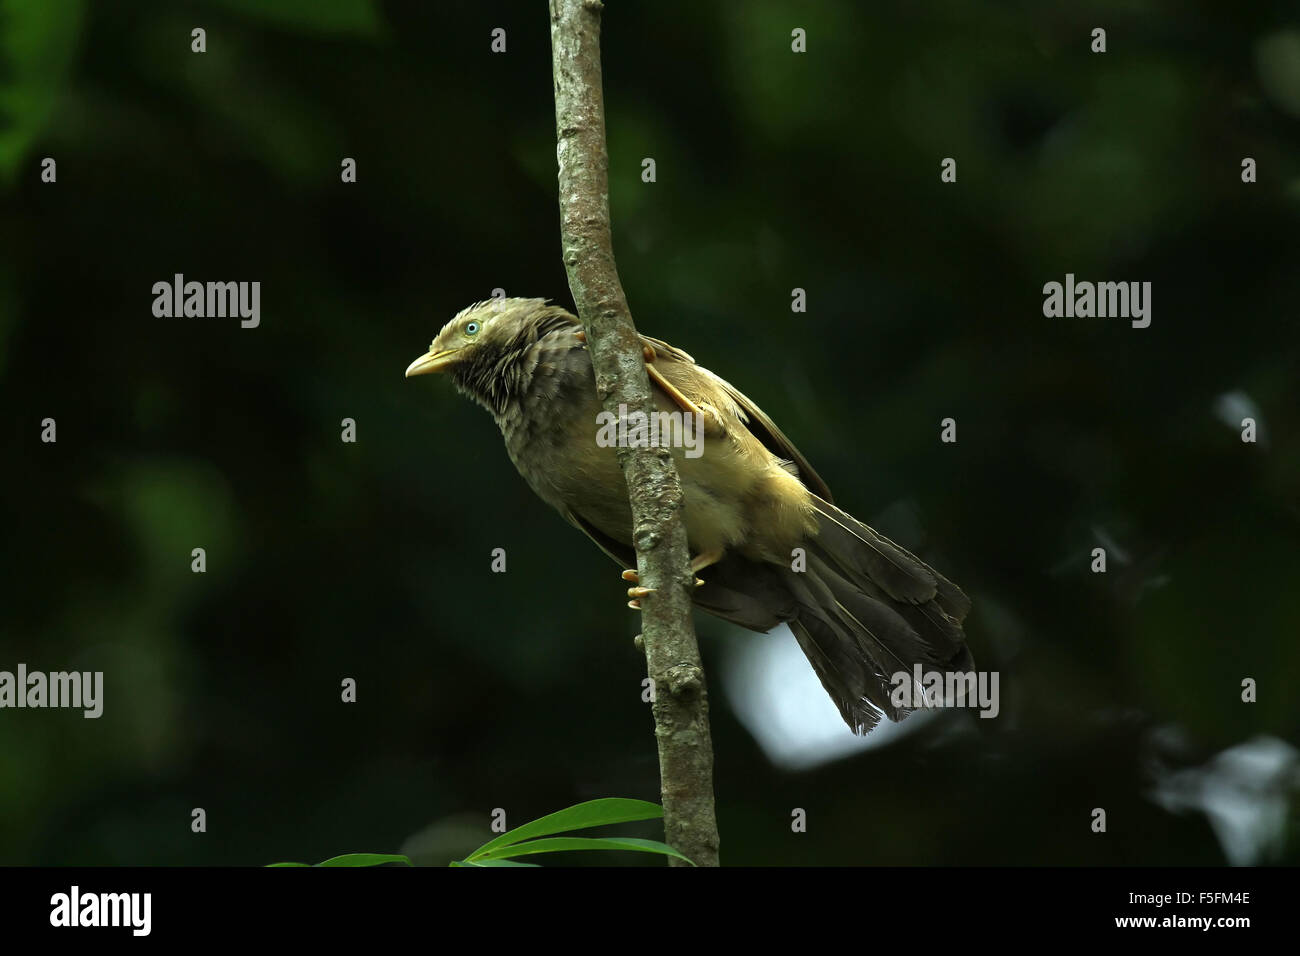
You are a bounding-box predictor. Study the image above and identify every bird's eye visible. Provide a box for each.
[465,321,480,335]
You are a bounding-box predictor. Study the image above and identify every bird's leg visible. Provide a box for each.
[690,549,725,578]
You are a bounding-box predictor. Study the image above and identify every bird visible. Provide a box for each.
[405,297,973,734]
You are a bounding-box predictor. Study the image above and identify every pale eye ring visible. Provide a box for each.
[465,321,480,335]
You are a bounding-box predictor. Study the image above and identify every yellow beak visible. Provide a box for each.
[405,348,461,378]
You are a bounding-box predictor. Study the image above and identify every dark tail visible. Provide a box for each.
[782,497,973,734]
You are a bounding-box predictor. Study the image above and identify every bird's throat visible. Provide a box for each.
[450,340,538,419]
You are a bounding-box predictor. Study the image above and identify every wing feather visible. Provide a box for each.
[638,333,834,502]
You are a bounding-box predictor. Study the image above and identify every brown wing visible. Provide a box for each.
[639,333,835,502]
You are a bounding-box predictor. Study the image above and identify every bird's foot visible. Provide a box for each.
[623,569,648,610]
[622,567,706,607]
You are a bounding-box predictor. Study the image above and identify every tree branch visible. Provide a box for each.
[549,0,720,867]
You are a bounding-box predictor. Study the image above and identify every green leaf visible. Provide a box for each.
[451,859,539,867]
[266,853,411,867]
[315,853,412,867]
[476,837,693,865]
[466,798,663,860]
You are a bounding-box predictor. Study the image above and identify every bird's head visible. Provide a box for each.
[404,299,523,379]
[405,297,578,414]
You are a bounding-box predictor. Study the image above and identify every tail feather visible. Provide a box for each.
[781,501,974,734]
[685,495,973,735]
[810,499,938,605]
[789,618,893,734]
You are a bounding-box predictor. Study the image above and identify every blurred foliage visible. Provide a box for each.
[0,0,84,186]
[0,0,1297,865]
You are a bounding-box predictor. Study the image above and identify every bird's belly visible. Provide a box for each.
[557,441,771,559]
[502,391,637,541]
[676,452,749,555]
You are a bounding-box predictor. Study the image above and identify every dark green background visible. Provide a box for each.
[1,0,1297,865]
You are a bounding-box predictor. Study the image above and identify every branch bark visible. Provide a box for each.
[549,0,720,867]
